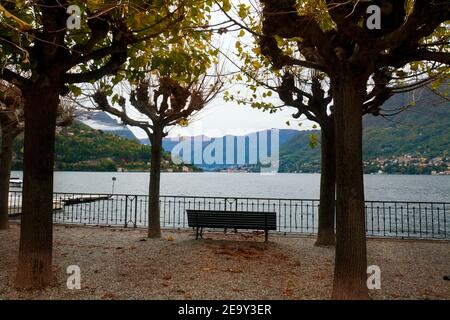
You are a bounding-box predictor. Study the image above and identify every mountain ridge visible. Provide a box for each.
[81,85,450,174]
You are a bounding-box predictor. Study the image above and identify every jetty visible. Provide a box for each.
[55,194,112,205]
[9,178,23,188]
[8,198,64,216]
[8,194,112,216]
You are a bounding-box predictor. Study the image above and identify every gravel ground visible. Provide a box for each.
[0,223,449,300]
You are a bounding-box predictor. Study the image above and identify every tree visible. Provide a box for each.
[0,81,23,230]
[0,80,74,230]
[219,1,402,247]
[92,74,222,238]
[0,0,214,288]
[225,64,337,245]
[278,75,336,245]
[252,0,449,298]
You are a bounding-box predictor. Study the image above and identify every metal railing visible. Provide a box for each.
[7,191,450,240]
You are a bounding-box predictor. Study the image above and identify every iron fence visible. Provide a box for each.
[7,191,450,240]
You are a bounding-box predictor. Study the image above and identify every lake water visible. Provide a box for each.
[10,171,450,202]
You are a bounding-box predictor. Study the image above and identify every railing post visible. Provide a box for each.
[124,195,128,228]
[134,196,138,228]
[10,190,450,241]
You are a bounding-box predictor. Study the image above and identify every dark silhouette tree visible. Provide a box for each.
[0,0,214,288]
[253,0,449,298]
[275,69,398,246]
[0,80,74,230]
[218,3,400,247]
[93,75,222,238]
[0,81,23,230]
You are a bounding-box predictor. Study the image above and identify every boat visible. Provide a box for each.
[9,178,23,188]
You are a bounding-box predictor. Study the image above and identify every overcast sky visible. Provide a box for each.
[126,2,316,139]
[129,96,316,139]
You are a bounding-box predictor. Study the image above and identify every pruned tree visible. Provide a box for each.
[219,0,449,298]
[92,74,223,238]
[258,0,449,299]
[0,80,74,230]
[0,0,215,288]
[278,74,337,245]
[0,81,23,230]
[218,2,402,247]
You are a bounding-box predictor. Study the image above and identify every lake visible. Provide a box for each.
[10,171,450,202]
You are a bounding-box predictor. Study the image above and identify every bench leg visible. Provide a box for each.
[200,227,204,239]
[265,230,268,242]
[195,227,199,240]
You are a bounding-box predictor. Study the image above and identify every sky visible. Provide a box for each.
[127,2,316,139]
[129,96,315,139]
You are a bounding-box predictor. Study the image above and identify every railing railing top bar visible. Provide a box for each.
[7,191,450,240]
[22,191,450,205]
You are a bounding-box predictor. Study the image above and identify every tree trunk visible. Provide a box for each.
[147,128,163,238]
[15,85,59,289]
[0,130,15,230]
[331,75,368,300]
[315,120,336,246]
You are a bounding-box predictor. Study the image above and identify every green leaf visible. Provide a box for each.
[69,85,82,97]
[308,133,319,149]
[222,0,231,12]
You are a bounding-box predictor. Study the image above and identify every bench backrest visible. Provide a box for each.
[186,210,277,230]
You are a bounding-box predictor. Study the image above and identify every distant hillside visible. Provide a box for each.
[158,129,299,171]
[78,86,449,174]
[77,111,139,141]
[279,86,450,174]
[12,122,200,172]
[278,130,321,173]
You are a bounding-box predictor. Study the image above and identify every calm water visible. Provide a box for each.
[10,171,450,202]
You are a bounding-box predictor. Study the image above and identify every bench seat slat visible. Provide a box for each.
[186,210,277,231]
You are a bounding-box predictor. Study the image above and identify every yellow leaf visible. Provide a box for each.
[0,4,32,30]
[252,61,262,69]
[178,118,189,127]
[222,0,231,12]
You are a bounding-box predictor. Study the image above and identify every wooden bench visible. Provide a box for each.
[186,209,277,242]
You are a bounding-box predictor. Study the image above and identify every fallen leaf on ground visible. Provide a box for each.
[226,268,243,273]
[102,292,118,299]
[283,287,294,297]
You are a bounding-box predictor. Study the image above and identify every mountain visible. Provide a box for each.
[80,86,449,174]
[159,129,299,171]
[133,87,450,174]
[77,111,139,141]
[279,86,450,174]
[12,122,200,172]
